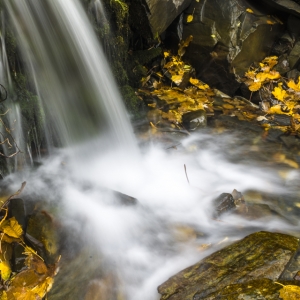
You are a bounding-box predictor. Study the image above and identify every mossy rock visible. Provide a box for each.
[120,85,145,118]
[158,231,299,300]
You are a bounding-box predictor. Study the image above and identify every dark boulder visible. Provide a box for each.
[145,0,192,35]
[180,0,284,96]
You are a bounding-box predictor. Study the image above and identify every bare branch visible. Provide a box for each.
[0,181,26,210]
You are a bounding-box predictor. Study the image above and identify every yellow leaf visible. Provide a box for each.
[1,217,23,238]
[245,70,256,79]
[187,15,193,22]
[31,277,54,298]
[278,285,300,300]
[0,291,7,300]
[248,81,261,91]
[163,51,170,58]
[13,290,37,300]
[246,8,254,13]
[287,78,300,92]
[171,74,183,85]
[189,78,199,85]
[272,86,287,101]
[267,70,280,79]
[269,105,286,115]
[267,20,276,25]
[211,34,216,38]
[0,261,11,281]
[223,104,234,109]
[263,56,278,68]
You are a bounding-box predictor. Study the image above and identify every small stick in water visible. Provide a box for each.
[184,164,190,184]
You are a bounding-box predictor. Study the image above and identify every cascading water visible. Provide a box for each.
[2,0,300,300]
[5,0,136,152]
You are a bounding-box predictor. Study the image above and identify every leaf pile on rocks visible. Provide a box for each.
[242,55,300,133]
[0,183,58,300]
[138,36,215,128]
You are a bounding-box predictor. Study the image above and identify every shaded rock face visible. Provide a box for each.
[181,0,284,96]
[145,0,192,35]
[158,231,299,300]
[261,0,300,17]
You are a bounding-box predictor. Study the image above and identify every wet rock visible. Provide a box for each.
[213,193,236,217]
[112,190,137,206]
[261,0,300,17]
[26,210,60,264]
[144,0,192,35]
[273,54,290,74]
[199,278,282,300]
[265,128,285,142]
[287,68,300,80]
[287,14,300,38]
[181,0,283,96]
[158,231,299,300]
[8,198,26,230]
[182,109,207,130]
[288,40,300,69]
[294,270,300,280]
[271,114,291,126]
[280,135,300,149]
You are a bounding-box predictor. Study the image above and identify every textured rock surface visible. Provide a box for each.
[261,0,300,17]
[145,0,192,35]
[158,231,299,300]
[181,0,284,96]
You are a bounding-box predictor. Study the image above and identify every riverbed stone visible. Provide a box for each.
[158,231,299,300]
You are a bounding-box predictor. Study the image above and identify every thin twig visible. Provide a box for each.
[184,164,190,184]
[0,181,26,210]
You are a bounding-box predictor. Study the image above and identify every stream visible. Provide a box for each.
[1,0,300,299]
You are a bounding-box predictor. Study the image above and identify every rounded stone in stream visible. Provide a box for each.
[213,193,236,217]
[158,231,299,300]
[182,110,207,130]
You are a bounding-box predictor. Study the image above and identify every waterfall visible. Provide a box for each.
[2,1,300,300]
[5,0,137,153]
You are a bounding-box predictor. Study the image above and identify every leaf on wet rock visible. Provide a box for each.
[31,276,54,298]
[278,284,300,300]
[248,81,261,91]
[1,217,23,238]
[187,15,193,23]
[272,86,287,101]
[287,77,300,92]
[0,260,11,281]
[0,291,7,300]
[246,8,254,13]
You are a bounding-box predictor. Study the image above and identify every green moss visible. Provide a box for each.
[120,85,145,119]
[12,73,45,147]
[5,30,16,72]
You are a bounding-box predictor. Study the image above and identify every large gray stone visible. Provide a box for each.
[181,0,284,96]
[145,0,192,35]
